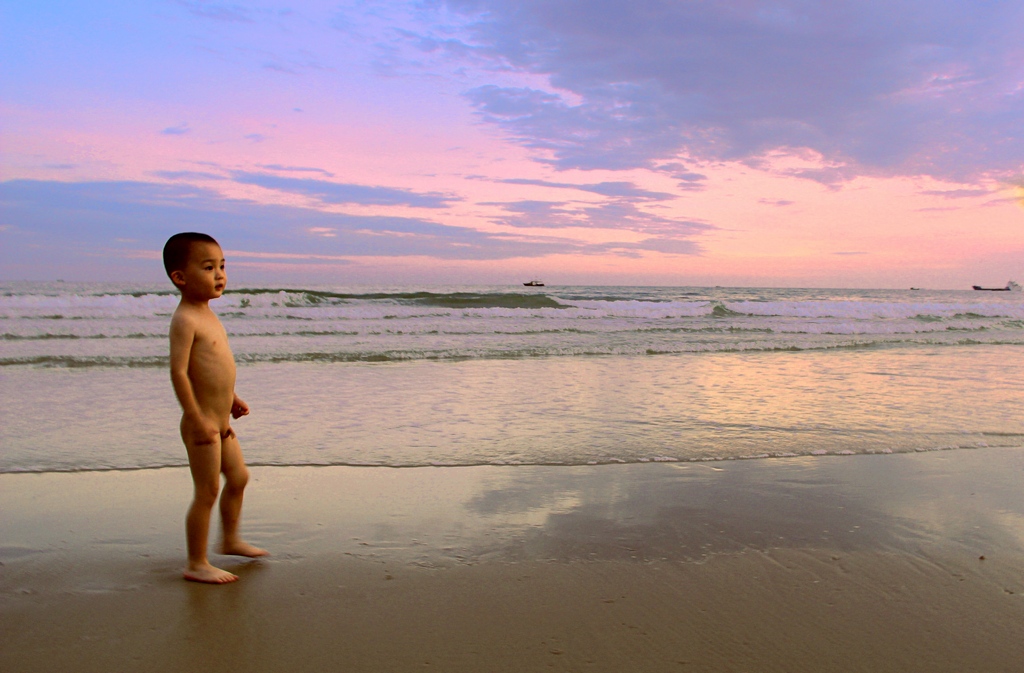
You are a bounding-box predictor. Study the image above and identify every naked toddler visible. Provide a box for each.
[163,232,267,584]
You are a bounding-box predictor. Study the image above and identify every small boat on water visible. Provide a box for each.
[523,280,545,287]
[972,280,1021,292]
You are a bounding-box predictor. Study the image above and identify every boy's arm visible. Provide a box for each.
[169,313,219,443]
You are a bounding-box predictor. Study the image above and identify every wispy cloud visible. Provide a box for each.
[160,123,191,136]
[150,170,227,181]
[482,200,581,229]
[174,1,253,24]
[655,163,708,190]
[485,198,712,247]
[258,164,336,178]
[588,237,702,257]
[499,178,676,200]
[231,172,460,208]
[262,62,297,74]
[920,188,991,199]
[576,201,711,237]
[225,249,353,262]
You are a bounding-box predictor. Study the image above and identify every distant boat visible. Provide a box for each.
[523,280,545,287]
[972,280,1021,292]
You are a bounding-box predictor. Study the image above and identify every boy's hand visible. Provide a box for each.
[232,395,250,420]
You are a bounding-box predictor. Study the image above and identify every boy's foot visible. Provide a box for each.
[219,540,269,558]
[184,563,239,584]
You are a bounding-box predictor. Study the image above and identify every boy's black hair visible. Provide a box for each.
[162,232,220,281]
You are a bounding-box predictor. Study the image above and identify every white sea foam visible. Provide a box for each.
[725,299,1024,319]
[4,283,1024,364]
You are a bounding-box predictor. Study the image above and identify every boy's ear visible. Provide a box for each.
[170,270,186,288]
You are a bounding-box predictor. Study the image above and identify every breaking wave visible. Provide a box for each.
[3,283,1023,367]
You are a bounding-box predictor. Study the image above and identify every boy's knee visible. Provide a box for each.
[226,467,249,491]
[194,483,220,506]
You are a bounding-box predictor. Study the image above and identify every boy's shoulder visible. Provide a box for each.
[170,300,217,331]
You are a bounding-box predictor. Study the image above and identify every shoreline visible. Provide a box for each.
[2,438,1023,474]
[4,449,1024,671]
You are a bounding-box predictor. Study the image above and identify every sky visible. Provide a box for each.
[2,0,1023,288]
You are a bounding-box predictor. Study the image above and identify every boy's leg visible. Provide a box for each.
[218,429,268,557]
[182,422,238,584]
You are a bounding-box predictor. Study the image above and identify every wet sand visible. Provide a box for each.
[4,449,1024,672]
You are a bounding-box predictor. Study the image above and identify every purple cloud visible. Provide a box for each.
[430,0,1024,182]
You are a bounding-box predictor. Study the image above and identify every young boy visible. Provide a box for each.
[163,232,267,584]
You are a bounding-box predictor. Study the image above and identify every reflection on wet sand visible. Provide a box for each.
[215,448,1024,568]
[3,449,1024,572]
[4,450,1024,673]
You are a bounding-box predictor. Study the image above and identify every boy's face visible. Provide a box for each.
[172,242,226,299]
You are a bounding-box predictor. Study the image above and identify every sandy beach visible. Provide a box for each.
[4,448,1024,672]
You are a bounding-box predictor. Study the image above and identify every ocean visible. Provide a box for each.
[2,282,1023,472]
